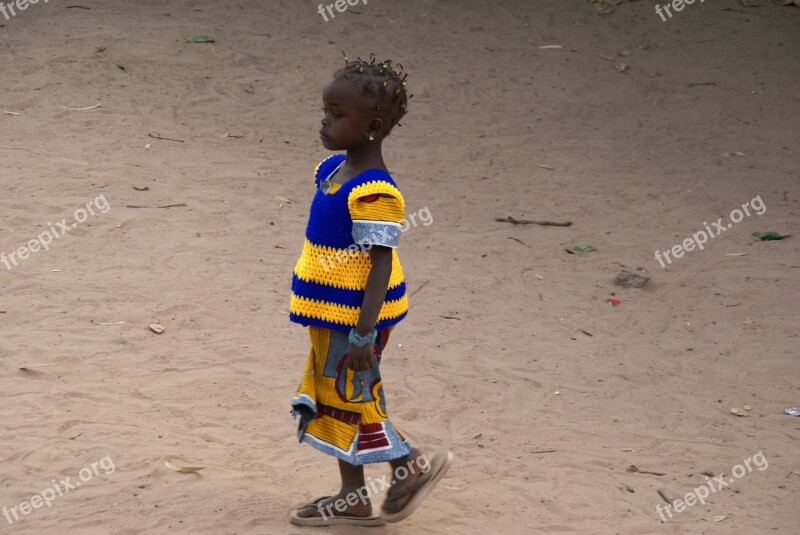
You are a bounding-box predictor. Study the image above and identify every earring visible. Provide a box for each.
[369,135,374,141]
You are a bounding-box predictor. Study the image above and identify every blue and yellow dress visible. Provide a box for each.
[290,154,411,465]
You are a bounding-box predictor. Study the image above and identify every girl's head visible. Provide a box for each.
[319,53,411,151]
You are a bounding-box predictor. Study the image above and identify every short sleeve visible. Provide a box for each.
[348,181,405,249]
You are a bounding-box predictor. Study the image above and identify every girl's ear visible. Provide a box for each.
[367,117,384,139]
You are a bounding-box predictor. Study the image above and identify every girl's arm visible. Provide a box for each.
[347,246,393,371]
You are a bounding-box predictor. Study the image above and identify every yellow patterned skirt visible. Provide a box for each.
[291,326,411,465]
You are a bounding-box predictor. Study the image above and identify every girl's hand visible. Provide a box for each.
[347,343,376,371]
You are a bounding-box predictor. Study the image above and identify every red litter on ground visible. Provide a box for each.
[607,297,622,306]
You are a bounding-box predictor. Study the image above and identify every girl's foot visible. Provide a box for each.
[382,448,427,514]
[381,450,454,523]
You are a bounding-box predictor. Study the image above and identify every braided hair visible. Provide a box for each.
[334,52,412,133]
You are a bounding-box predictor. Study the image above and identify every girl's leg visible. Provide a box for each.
[337,458,367,498]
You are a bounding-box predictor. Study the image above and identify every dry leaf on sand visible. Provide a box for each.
[165,460,205,473]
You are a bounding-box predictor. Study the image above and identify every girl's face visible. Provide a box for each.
[319,78,375,150]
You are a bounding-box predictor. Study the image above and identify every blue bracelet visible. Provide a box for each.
[349,328,377,347]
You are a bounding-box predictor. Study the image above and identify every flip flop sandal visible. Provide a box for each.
[380,450,454,523]
[289,496,385,527]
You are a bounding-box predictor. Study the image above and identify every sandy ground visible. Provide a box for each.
[1,0,799,533]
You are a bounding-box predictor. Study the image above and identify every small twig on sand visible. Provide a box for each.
[657,488,673,505]
[508,237,531,248]
[148,132,185,143]
[410,280,430,298]
[496,216,572,227]
[531,450,557,454]
[609,475,635,493]
[627,465,666,476]
[125,203,187,209]
[63,103,101,111]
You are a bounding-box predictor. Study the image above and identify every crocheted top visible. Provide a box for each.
[289,154,408,332]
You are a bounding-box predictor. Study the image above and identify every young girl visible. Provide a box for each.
[288,54,452,526]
